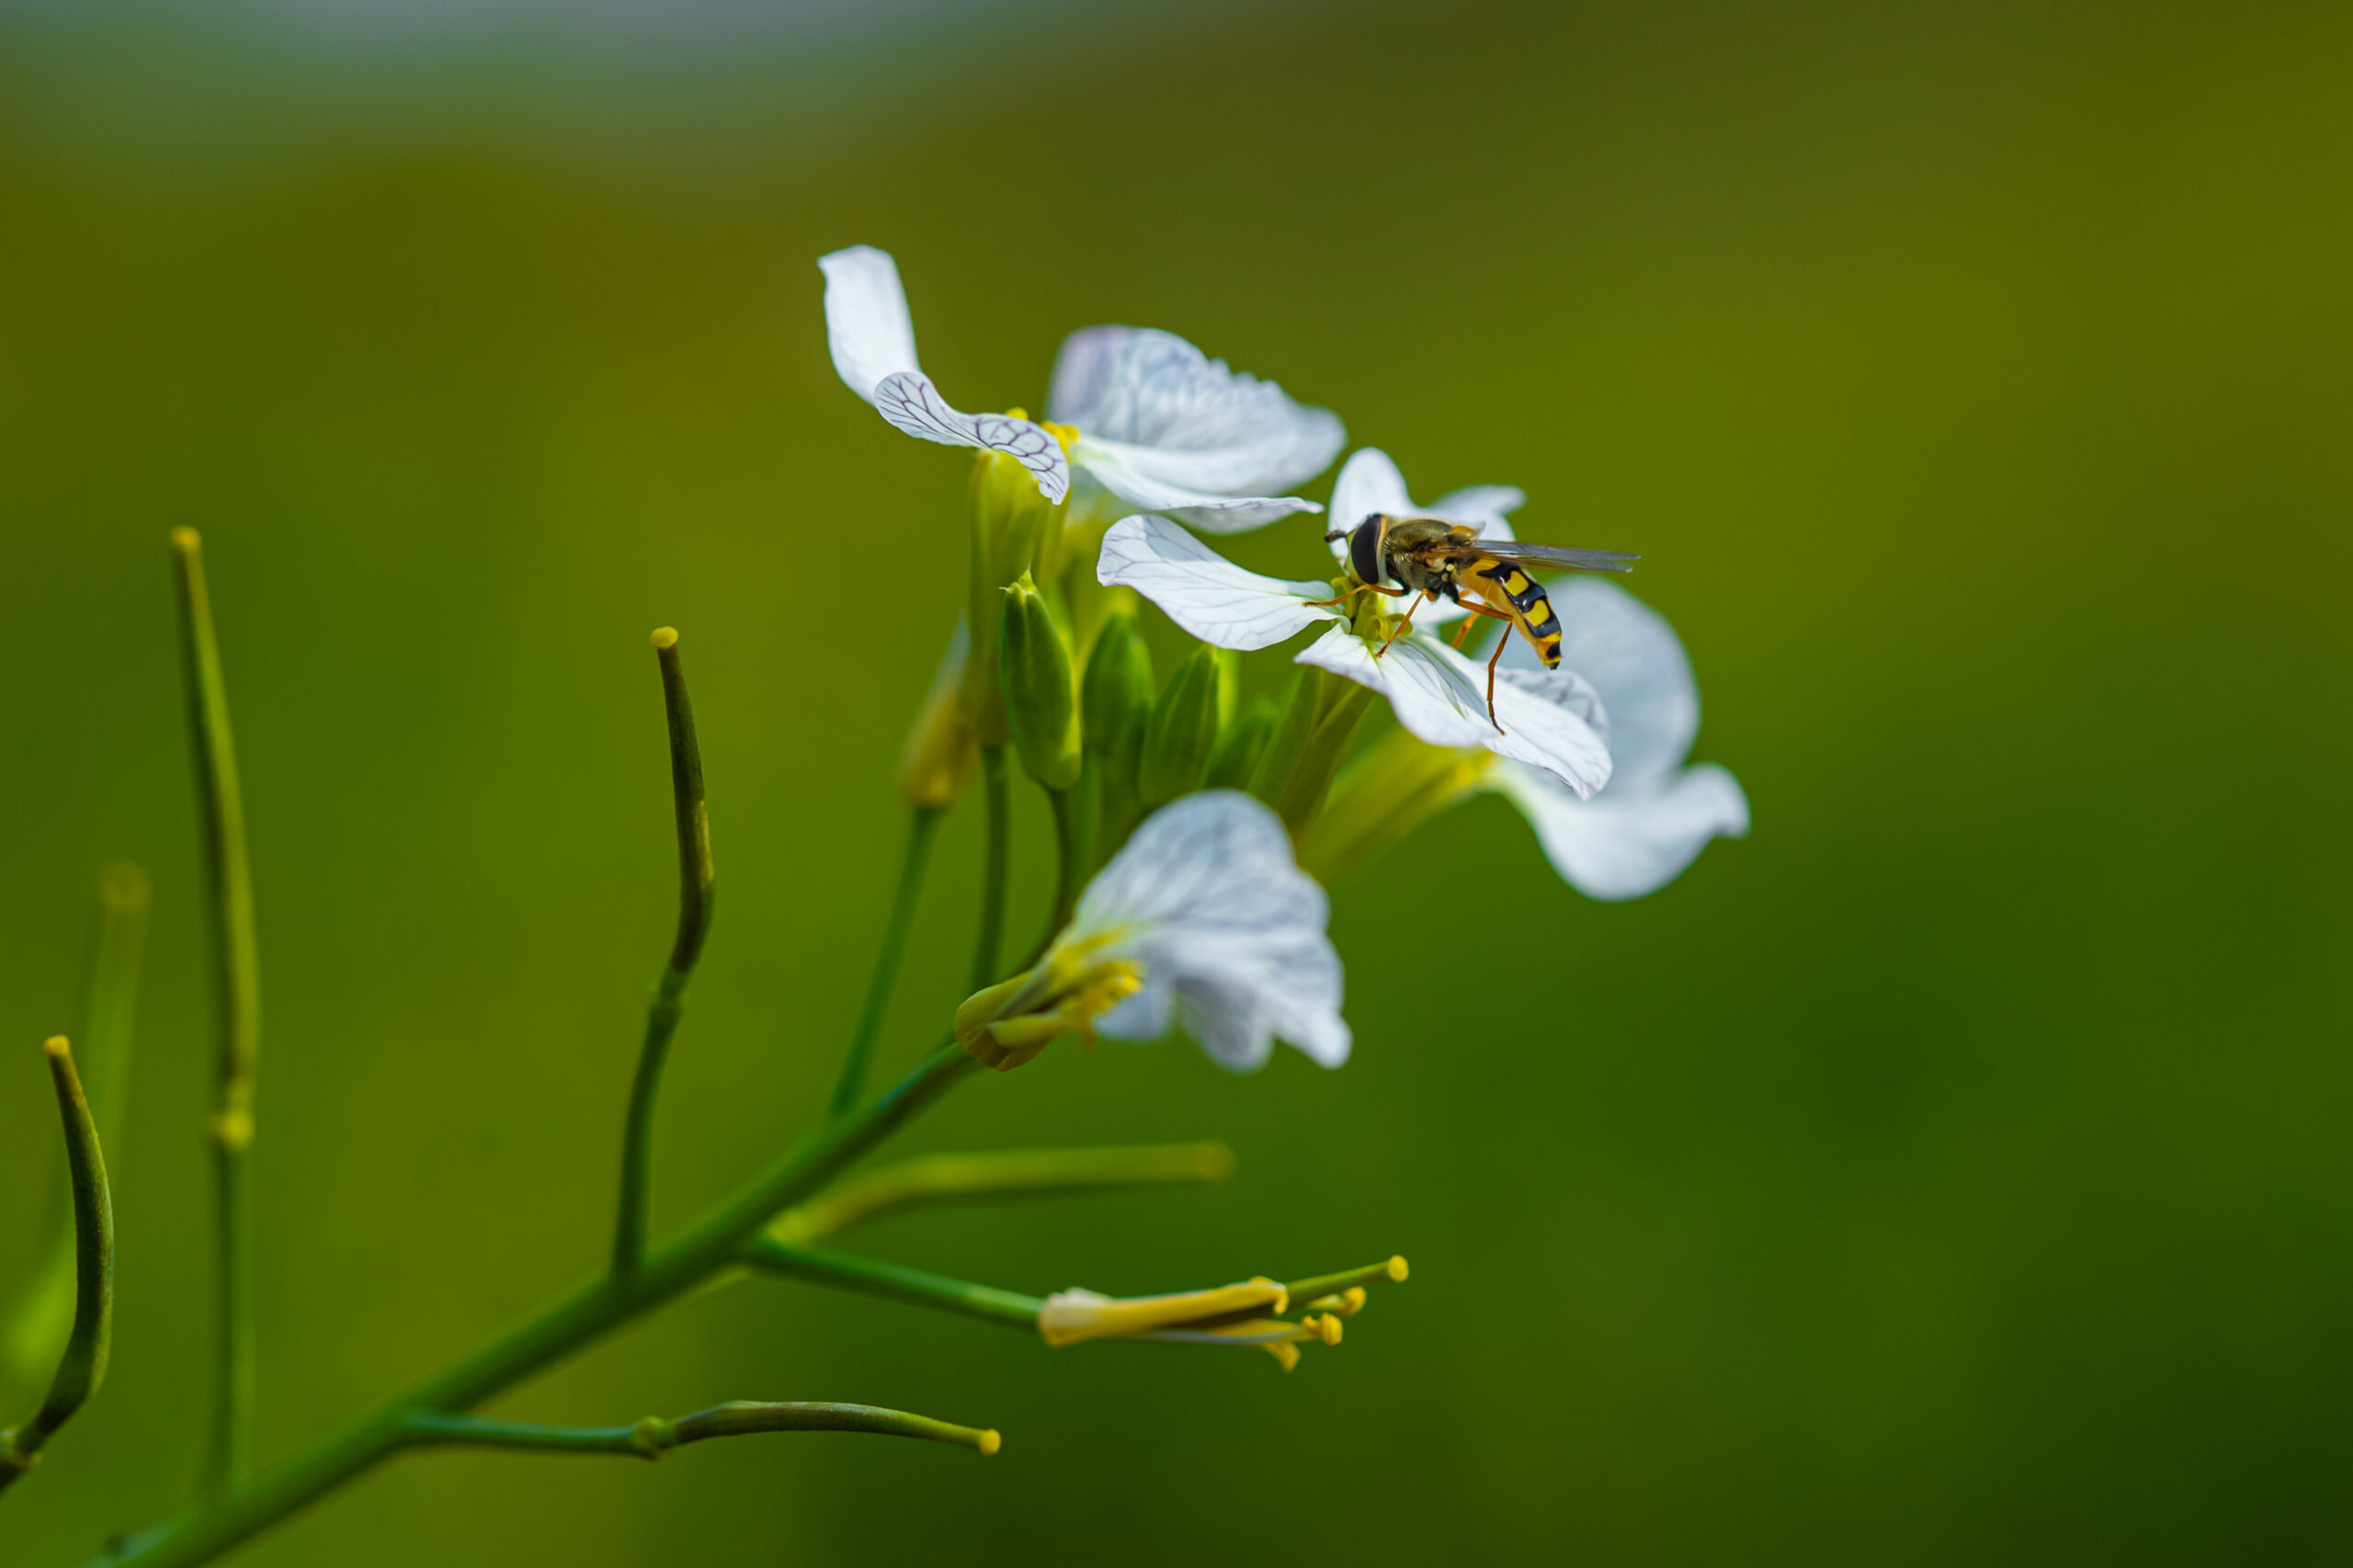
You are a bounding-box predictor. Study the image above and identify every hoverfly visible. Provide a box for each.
[1319,514,1637,728]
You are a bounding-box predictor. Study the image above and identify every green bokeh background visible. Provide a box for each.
[4,1,2349,1562]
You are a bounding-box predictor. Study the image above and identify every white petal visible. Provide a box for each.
[1494,761,1748,900]
[1074,792,1348,1072]
[1074,437,1322,533]
[1498,579,1697,790]
[1326,448,1415,546]
[1074,790,1322,935]
[1048,326,1345,492]
[1096,515,1339,650]
[818,245,921,403]
[1297,627,1612,798]
[1427,485,1527,529]
[872,372,1071,503]
[1045,325,1130,429]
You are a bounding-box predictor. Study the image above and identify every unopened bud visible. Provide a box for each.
[1138,644,1234,808]
[899,623,980,811]
[999,573,1081,791]
[961,433,1069,744]
[1202,694,1279,791]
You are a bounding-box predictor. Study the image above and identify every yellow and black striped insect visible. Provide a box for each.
[1320,514,1637,727]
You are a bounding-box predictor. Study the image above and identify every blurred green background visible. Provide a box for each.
[4,0,2349,1562]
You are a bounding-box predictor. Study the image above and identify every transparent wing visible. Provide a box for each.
[1482,541,1639,574]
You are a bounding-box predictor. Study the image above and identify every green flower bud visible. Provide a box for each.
[1248,666,1379,836]
[1202,695,1280,791]
[999,573,1081,792]
[961,435,1068,746]
[1138,644,1234,808]
[1081,613,1155,749]
[1296,726,1493,883]
[1078,614,1155,870]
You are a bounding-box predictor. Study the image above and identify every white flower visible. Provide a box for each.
[1483,580,1747,899]
[821,246,1343,528]
[1097,513,1613,798]
[1323,447,1525,627]
[953,791,1348,1073]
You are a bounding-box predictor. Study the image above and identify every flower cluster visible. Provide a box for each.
[824,243,1748,1077]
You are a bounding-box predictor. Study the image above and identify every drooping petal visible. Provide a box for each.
[819,245,922,403]
[1497,579,1698,790]
[818,245,1070,503]
[1097,515,1341,650]
[1074,792,1348,1072]
[1492,761,1748,900]
[1297,626,1612,798]
[872,371,1071,502]
[1074,437,1322,533]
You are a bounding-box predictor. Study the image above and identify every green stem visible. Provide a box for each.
[1045,787,1079,937]
[742,1241,1042,1330]
[100,1045,979,1568]
[610,630,717,1278]
[827,808,940,1119]
[972,744,1011,991]
[170,528,259,1496]
[400,1401,997,1460]
[6,867,148,1396]
[1,1040,115,1500]
[767,1142,1234,1244]
[1284,1256,1410,1303]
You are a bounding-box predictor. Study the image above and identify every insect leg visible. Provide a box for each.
[1485,630,1511,732]
[1449,600,1511,652]
[1305,582,1408,610]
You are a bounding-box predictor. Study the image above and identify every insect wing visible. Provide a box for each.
[1485,541,1640,574]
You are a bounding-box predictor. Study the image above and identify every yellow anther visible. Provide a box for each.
[1308,1287,1369,1317]
[1312,1313,1343,1346]
[1264,1341,1301,1372]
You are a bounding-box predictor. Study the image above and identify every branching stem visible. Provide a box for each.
[399,1401,997,1460]
[96,1045,976,1568]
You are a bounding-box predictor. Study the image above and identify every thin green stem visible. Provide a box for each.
[170,528,259,1496]
[827,807,940,1119]
[972,744,1011,991]
[400,1401,997,1460]
[100,1045,978,1568]
[742,1240,1043,1330]
[1046,786,1079,937]
[610,629,718,1278]
[1,1040,115,1500]
[6,866,147,1396]
[768,1142,1234,1244]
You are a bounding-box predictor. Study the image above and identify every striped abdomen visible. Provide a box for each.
[1472,560,1563,667]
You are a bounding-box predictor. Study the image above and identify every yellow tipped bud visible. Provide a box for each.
[900,627,981,812]
[977,1428,1003,1457]
[999,573,1082,791]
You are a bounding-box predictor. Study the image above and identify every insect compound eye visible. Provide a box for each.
[1347,516,1388,586]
